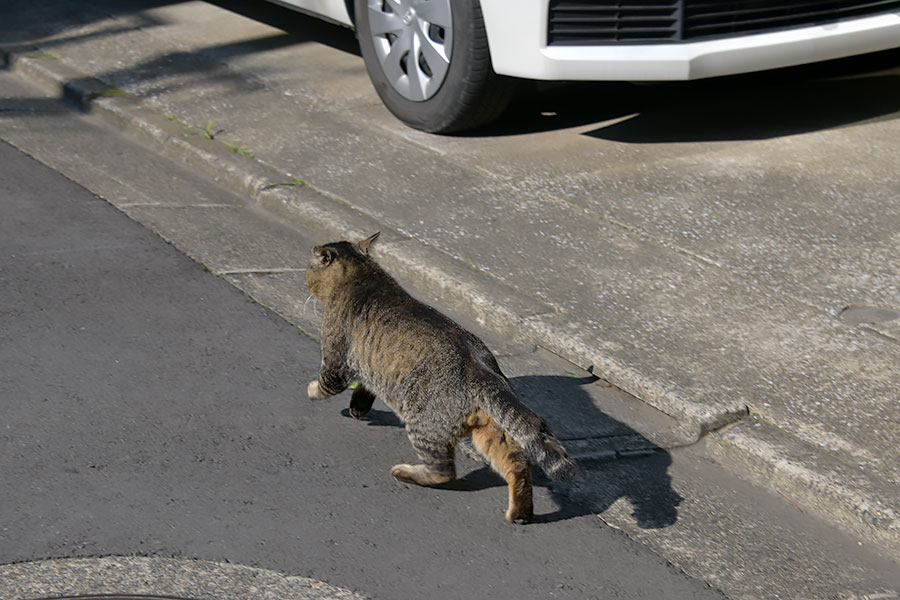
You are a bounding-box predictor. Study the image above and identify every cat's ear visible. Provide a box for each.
[357,232,380,256]
[313,246,336,267]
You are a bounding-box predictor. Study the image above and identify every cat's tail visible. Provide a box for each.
[476,376,577,482]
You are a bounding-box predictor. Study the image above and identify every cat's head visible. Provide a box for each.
[305,232,380,301]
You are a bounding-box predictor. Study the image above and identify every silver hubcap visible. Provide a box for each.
[367,0,453,101]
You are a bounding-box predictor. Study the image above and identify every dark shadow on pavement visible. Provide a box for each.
[512,374,683,527]
[340,406,403,428]
[205,0,360,56]
[1,0,359,117]
[584,72,900,143]
[470,47,900,141]
[0,0,179,48]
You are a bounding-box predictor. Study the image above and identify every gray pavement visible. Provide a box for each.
[2,0,900,596]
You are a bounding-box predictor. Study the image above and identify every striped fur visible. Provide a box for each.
[305,233,576,523]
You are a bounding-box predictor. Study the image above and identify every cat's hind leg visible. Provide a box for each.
[467,410,534,524]
[391,431,455,487]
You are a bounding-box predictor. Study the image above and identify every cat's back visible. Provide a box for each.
[346,280,498,385]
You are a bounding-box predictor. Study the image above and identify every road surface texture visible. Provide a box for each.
[2,1,900,598]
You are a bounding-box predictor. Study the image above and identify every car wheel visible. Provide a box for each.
[355,0,515,133]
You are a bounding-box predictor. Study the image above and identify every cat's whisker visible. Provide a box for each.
[303,293,320,317]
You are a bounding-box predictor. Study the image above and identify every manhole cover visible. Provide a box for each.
[839,305,900,326]
[2,557,367,600]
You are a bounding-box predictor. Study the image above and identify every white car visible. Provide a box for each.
[269,0,900,133]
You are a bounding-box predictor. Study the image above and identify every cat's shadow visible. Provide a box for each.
[340,407,403,427]
[511,374,683,527]
[342,374,683,528]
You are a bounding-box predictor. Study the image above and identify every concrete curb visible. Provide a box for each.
[4,46,898,554]
[711,418,900,555]
[0,556,367,600]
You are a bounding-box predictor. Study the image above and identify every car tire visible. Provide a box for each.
[355,0,515,133]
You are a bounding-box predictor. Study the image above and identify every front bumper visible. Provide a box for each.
[479,4,900,81]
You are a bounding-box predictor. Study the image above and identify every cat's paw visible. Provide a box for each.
[307,380,323,400]
[390,463,414,483]
[505,505,534,525]
[349,386,375,419]
[349,405,370,419]
[390,463,453,487]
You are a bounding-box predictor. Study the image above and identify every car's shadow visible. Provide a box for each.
[207,0,360,56]
[343,374,683,528]
[470,47,900,141]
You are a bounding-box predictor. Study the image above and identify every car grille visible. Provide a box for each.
[547,0,900,45]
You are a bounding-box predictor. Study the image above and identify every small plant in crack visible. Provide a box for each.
[225,142,254,159]
[24,51,59,60]
[262,177,306,191]
[202,119,217,140]
[89,88,129,100]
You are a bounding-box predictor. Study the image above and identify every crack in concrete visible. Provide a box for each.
[119,203,237,209]
[215,267,306,275]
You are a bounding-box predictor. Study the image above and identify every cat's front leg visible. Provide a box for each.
[307,370,347,400]
[310,328,351,400]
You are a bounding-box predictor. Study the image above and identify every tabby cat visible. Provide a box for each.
[305,233,576,523]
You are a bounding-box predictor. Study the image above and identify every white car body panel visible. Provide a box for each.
[269,1,900,82]
[479,3,900,81]
[267,0,353,27]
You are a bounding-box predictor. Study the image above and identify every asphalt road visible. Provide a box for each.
[0,139,724,599]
